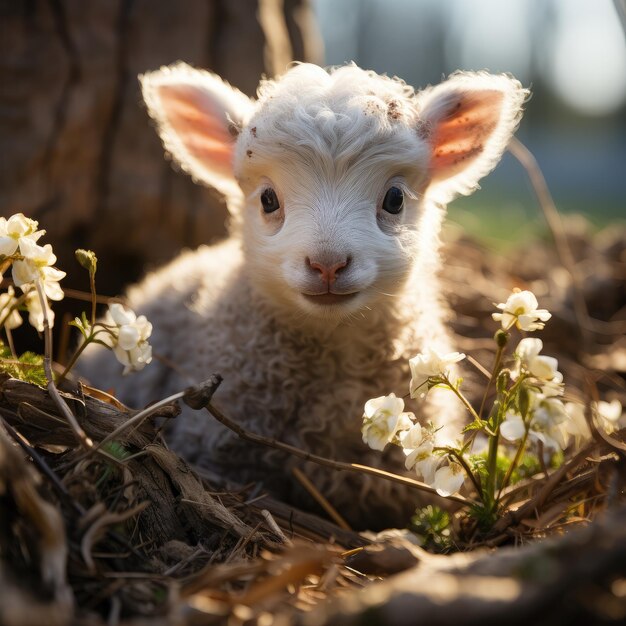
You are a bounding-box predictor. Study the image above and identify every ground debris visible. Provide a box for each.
[1,219,625,625]
[0,374,362,625]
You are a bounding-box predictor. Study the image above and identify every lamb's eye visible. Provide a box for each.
[382,186,404,214]
[261,188,280,214]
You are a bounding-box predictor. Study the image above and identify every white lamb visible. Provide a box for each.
[81,62,527,528]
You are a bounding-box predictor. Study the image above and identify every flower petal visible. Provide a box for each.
[108,303,136,326]
[500,413,526,441]
[117,325,140,350]
[433,464,465,497]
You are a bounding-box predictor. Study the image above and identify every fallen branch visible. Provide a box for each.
[187,382,475,507]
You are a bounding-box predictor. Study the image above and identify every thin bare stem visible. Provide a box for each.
[440,374,481,423]
[479,343,505,420]
[485,428,500,509]
[4,326,17,359]
[466,354,491,380]
[497,427,530,501]
[89,390,186,455]
[204,401,475,507]
[34,279,93,450]
[292,466,352,531]
[57,326,114,387]
[508,137,592,348]
[89,270,97,326]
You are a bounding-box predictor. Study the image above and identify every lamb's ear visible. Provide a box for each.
[417,72,528,203]
[140,63,254,199]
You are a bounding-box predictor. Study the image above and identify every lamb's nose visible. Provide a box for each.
[306,256,350,284]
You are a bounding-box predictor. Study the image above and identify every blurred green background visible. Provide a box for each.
[314,0,626,249]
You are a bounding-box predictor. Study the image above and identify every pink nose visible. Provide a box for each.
[307,257,350,284]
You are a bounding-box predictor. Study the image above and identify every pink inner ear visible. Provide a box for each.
[158,85,234,171]
[428,90,504,181]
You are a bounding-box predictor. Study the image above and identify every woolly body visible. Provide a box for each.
[80,63,527,528]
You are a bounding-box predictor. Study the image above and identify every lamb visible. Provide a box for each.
[80,62,527,529]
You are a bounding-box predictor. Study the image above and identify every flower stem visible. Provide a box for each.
[0,258,12,276]
[56,337,91,387]
[498,426,530,499]
[5,326,17,359]
[441,374,481,423]
[479,343,505,420]
[89,270,97,327]
[34,278,92,449]
[485,427,500,510]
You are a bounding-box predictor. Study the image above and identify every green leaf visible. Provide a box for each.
[409,505,452,552]
[0,341,47,387]
[462,419,489,433]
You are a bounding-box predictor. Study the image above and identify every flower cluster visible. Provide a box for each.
[361,287,624,510]
[0,213,65,331]
[562,399,623,447]
[499,337,569,451]
[362,391,464,497]
[0,211,155,380]
[100,304,153,375]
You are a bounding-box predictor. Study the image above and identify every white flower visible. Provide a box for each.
[113,341,153,375]
[362,393,410,451]
[399,422,440,483]
[12,238,65,300]
[432,462,465,497]
[409,348,465,398]
[516,338,558,379]
[408,442,440,484]
[103,303,153,375]
[501,395,569,451]
[0,213,44,258]
[24,289,55,332]
[399,422,423,449]
[558,400,623,449]
[514,338,563,396]
[532,396,569,450]
[562,402,589,447]
[492,289,551,331]
[0,287,23,330]
[597,400,623,432]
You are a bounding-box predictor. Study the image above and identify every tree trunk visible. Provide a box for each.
[0,0,322,299]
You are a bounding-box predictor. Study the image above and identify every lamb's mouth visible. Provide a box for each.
[301,292,359,306]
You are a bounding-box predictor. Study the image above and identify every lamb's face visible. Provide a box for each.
[235,83,428,321]
[140,63,527,323]
[232,78,430,320]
